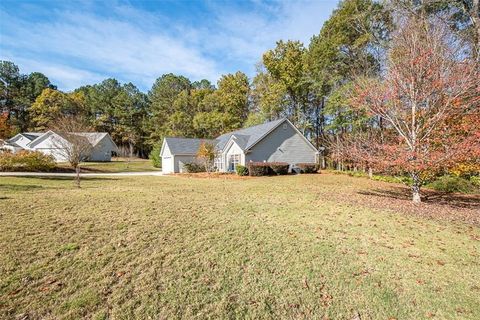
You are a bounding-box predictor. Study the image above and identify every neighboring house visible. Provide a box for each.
[2,132,43,152]
[160,118,318,174]
[3,131,118,162]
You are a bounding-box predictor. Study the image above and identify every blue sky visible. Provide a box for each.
[0,0,339,92]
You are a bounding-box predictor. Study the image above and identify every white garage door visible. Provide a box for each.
[162,156,174,174]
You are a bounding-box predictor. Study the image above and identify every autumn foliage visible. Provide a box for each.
[196,141,217,172]
[349,17,480,202]
[0,112,14,139]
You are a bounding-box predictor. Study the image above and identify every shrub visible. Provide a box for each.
[428,175,476,193]
[248,162,271,176]
[371,175,412,185]
[183,162,206,173]
[0,150,56,172]
[449,162,480,178]
[470,176,480,187]
[149,145,162,168]
[247,162,289,176]
[296,163,318,174]
[235,164,248,176]
[269,162,289,175]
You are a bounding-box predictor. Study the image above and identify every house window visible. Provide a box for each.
[229,154,240,171]
[214,157,223,171]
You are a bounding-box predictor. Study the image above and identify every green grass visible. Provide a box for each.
[1,174,479,319]
[57,158,160,173]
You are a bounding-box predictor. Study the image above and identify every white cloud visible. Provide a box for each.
[1,9,222,90]
[204,0,337,63]
[0,51,106,91]
[0,1,338,91]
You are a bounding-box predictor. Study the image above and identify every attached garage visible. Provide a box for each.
[160,138,213,174]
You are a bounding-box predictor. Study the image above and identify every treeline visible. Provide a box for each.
[1,0,479,173]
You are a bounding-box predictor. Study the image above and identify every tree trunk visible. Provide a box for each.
[470,0,480,61]
[368,167,373,179]
[127,142,134,169]
[411,172,421,203]
[75,165,81,188]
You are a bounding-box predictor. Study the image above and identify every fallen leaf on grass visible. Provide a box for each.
[351,312,361,320]
[303,277,310,289]
[9,287,23,296]
[320,293,333,307]
[353,269,370,277]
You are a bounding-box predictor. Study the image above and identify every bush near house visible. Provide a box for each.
[248,162,289,176]
[235,164,248,176]
[248,162,272,176]
[149,145,162,168]
[269,162,289,175]
[296,163,318,174]
[0,150,56,172]
[183,162,206,173]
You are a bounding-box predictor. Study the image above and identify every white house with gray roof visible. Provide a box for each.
[2,131,117,162]
[160,118,318,174]
[1,132,43,153]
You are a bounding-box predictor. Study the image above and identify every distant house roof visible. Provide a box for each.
[74,132,112,147]
[164,137,215,155]
[4,140,21,148]
[22,132,43,140]
[6,132,43,144]
[27,131,117,150]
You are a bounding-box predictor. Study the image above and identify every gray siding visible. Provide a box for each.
[245,122,316,168]
[174,155,196,173]
[89,137,115,161]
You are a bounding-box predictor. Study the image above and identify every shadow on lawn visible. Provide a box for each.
[29,176,119,182]
[0,176,118,190]
[0,184,45,192]
[358,186,480,209]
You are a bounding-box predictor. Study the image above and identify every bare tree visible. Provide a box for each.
[51,116,93,187]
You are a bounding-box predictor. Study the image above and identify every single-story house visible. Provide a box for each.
[2,131,118,162]
[160,118,318,174]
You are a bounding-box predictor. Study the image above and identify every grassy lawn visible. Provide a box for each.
[57,157,160,173]
[1,174,479,319]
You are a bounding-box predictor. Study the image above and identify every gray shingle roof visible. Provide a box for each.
[164,118,288,155]
[215,118,286,151]
[2,140,20,147]
[22,132,43,140]
[164,137,216,155]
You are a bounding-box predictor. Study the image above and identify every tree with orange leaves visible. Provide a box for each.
[350,16,480,203]
[0,112,14,139]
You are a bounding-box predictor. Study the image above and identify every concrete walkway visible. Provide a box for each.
[0,171,165,177]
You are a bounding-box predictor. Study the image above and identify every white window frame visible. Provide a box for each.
[214,156,223,171]
[229,154,240,171]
